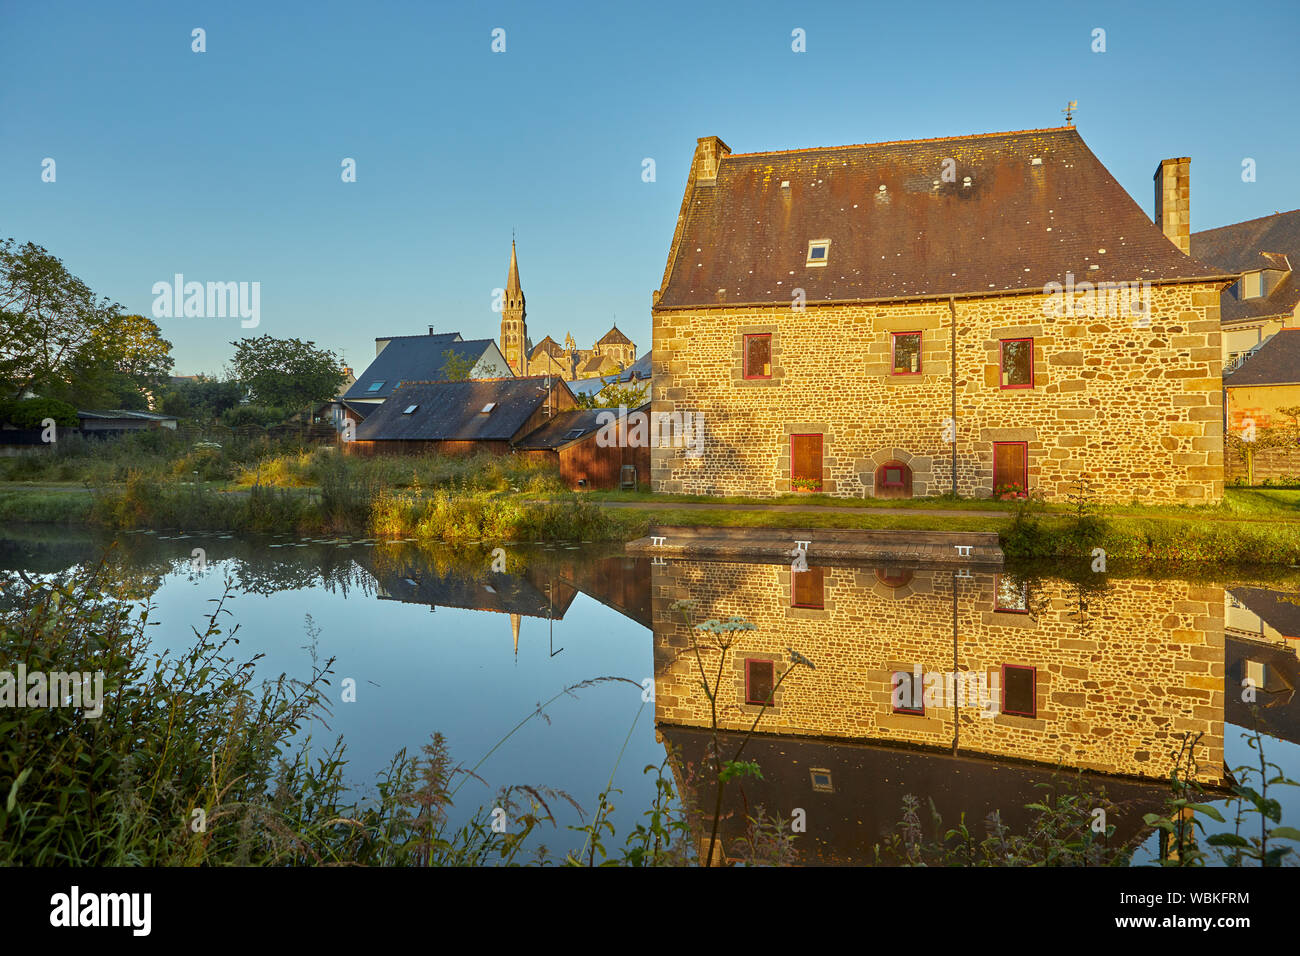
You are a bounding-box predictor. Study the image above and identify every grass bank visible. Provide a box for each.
[3,437,1299,564]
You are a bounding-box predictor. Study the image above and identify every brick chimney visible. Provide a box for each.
[1153,157,1191,255]
[692,135,731,183]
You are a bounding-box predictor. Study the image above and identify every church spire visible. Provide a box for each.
[506,238,523,302]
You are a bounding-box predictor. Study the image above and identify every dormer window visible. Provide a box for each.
[806,239,830,267]
[1239,271,1263,299]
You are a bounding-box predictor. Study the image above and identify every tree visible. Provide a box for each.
[159,376,244,421]
[0,239,120,398]
[574,380,649,409]
[228,335,345,411]
[56,312,174,409]
[440,348,476,382]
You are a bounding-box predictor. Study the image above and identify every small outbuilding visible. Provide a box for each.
[514,404,651,489]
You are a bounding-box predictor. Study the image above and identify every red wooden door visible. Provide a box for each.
[992,442,1027,495]
[791,434,823,490]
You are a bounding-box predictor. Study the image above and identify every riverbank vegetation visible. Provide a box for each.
[2,434,1299,563]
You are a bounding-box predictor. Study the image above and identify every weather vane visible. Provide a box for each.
[1062,100,1078,126]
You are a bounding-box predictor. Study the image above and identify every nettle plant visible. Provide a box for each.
[1146,727,1300,867]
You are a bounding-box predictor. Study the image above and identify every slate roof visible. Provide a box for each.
[568,375,618,398]
[513,409,610,450]
[1224,329,1300,386]
[514,403,651,450]
[375,566,573,618]
[617,352,652,381]
[656,127,1230,310]
[354,376,573,442]
[340,400,374,420]
[78,409,178,422]
[343,334,499,401]
[598,325,632,346]
[529,335,564,360]
[1191,209,1300,324]
[1229,587,1300,639]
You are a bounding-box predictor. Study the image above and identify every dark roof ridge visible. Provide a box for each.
[724,125,1078,160]
[1192,208,1300,238]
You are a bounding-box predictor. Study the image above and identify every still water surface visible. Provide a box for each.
[3,526,1297,864]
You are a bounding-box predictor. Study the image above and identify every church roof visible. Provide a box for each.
[529,335,565,359]
[598,325,632,346]
[656,126,1229,310]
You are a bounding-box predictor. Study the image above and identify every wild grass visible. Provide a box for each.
[234,448,565,496]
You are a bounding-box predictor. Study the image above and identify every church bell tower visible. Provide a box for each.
[501,240,527,375]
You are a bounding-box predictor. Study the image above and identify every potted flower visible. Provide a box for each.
[791,477,822,493]
[995,481,1026,500]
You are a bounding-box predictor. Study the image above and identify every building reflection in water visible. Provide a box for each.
[649,558,1249,864]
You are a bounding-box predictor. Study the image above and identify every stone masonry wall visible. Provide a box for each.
[652,560,1225,784]
[650,283,1225,503]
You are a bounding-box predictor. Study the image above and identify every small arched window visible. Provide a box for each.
[874,460,912,498]
[875,567,914,589]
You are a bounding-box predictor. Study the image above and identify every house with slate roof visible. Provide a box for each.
[649,126,1234,503]
[1190,208,1300,373]
[342,330,512,407]
[346,375,575,456]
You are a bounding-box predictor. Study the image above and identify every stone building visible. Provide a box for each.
[498,242,637,380]
[652,559,1226,786]
[649,127,1234,503]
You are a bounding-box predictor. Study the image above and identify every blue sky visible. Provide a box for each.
[2,0,1296,376]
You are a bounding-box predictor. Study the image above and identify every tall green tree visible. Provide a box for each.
[0,238,120,398]
[57,312,175,409]
[228,335,345,411]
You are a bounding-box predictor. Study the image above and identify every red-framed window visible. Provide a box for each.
[792,565,825,609]
[999,337,1034,388]
[891,331,922,375]
[1001,664,1036,718]
[892,669,924,714]
[745,659,776,705]
[743,333,772,379]
[993,574,1030,613]
[992,441,1028,498]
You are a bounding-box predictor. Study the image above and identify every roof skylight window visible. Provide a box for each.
[806,239,830,267]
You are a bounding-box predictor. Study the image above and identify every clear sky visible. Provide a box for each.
[2,0,1295,376]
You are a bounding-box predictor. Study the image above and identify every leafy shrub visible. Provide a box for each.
[0,397,79,428]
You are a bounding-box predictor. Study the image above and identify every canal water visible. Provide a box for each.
[2,525,1297,865]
